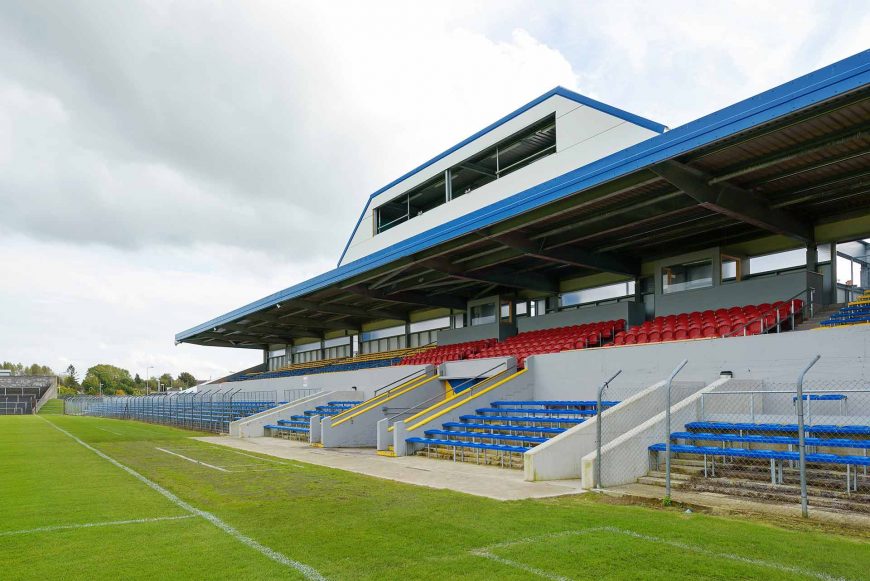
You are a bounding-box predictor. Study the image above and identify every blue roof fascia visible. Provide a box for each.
[176,50,870,343]
[335,86,667,266]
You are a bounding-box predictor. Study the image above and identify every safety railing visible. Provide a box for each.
[63,389,280,433]
[384,360,511,431]
[725,287,815,338]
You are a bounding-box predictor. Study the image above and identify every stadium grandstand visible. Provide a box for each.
[120,49,870,509]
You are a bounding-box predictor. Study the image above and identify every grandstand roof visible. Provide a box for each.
[177,50,870,349]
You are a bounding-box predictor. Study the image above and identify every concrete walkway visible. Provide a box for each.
[196,436,584,501]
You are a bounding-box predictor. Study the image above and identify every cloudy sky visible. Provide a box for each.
[0,1,867,381]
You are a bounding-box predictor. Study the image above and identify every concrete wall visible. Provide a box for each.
[654,270,820,317]
[440,357,515,380]
[523,380,704,482]
[321,375,444,448]
[437,323,516,346]
[527,325,870,400]
[517,302,643,332]
[229,390,361,438]
[580,378,741,487]
[214,365,428,397]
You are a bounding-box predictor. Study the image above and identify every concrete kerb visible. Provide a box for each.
[229,391,359,438]
[580,377,732,487]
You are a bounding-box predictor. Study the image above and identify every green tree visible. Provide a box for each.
[64,364,80,389]
[82,364,135,395]
[176,371,197,388]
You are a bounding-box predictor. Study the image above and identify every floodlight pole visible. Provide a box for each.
[796,354,821,518]
[595,369,622,490]
[665,359,689,500]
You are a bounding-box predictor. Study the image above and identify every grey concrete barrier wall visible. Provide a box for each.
[517,301,644,332]
[321,375,444,448]
[523,380,704,482]
[229,390,361,438]
[213,365,428,395]
[393,369,534,456]
[437,322,517,345]
[33,380,58,413]
[579,378,736,487]
[439,357,515,380]
[654,270,820,317]
[528,325,870,399]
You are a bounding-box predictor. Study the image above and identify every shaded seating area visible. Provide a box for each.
[612,300,803,346]
[236,346,434,381]
[400,339,496,366]
[406,399,619,469]
[466,321,625,368]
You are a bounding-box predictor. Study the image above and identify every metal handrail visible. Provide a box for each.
[724,286,815,339]
[383,360,509,425]
[373,368,430,398]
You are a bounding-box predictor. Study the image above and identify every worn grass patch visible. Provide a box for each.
[1,414,867,580]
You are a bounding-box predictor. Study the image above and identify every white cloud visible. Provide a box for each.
[0,1,866,377]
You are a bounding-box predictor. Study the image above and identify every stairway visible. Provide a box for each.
[265,401,362,442]
[793,303,845,331]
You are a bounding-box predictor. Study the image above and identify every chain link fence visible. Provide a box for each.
[672,376,870,513]
[64,389,279,433]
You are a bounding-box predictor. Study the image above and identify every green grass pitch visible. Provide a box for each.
[1,405,867,580]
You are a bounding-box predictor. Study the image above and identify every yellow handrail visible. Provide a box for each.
[328,373,429,423]
[405,368,527,432]
[397,370,511,428]
[330,374,439,428]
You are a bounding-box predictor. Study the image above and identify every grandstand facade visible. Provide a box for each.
[162,51,870,507]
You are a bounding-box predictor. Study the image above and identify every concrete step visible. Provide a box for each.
[793,304,845,331]
[647,470,693,481]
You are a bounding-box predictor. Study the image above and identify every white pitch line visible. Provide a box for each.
[216,447,307,468]
[155,447,230,472]
[0,515,194,537]
[469,527,850,581]
[39,416,326,581]
[95,426,123,436]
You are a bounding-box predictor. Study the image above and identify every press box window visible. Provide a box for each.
[662,259,713,294]
[470,303,496,326]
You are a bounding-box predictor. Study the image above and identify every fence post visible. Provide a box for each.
[664,359,689,501]
[796,354,821,518]
[594,370,622,490]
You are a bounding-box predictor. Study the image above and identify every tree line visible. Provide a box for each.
[1,362,198,396]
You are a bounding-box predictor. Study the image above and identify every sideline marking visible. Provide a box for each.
[0,515,194,537]
[469,527,849,581]
[155,447,230,472]
[39,416,326,581]
[95,426,123,436]
[216,447,307,468]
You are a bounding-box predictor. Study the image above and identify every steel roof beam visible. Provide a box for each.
[287,298,406,321]
[345,284,467,311]
[420,257,559,293]
[490,232,639,276]
[651,160,814,242]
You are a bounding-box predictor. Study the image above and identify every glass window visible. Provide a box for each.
[749,249,805,275]
[662,259,713,294]
[470,303,496,326]
[560,281,635,307]
[374,115,555,234]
